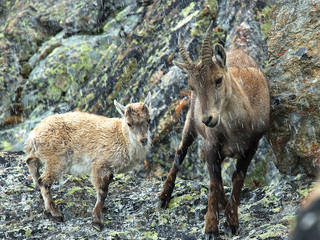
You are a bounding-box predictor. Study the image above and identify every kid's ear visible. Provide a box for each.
[143,92,152,106]
[126,106,133,115]
[142,103,148,113]
[114,100,125,116]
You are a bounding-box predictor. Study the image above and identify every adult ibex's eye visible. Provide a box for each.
[127,123,132,127]
[147,119,151,124]
[216,77,222,86]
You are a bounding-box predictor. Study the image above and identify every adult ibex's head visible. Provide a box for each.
[174,23,231,128]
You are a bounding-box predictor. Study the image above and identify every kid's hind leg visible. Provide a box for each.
[91,166,113,231]
[38,158,65,222]
[26,156,41,188]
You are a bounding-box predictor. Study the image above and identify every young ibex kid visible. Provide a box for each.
[24,94,151,230]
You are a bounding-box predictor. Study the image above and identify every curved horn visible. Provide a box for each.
[178,32,193,68]
[201,22,214,66]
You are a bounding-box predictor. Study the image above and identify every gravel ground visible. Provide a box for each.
[0,152,313,240]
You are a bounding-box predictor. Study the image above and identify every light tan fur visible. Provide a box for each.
[25,97,151,230]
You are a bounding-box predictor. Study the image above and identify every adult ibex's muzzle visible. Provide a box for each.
[202,115,219,128]
[202,115,212,126]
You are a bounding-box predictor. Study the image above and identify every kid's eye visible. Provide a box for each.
[127,123,132,127]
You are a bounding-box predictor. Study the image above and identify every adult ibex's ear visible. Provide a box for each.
[215,44,226,69]
[114,100,125,116]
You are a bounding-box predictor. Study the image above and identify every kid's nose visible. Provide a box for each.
[140,138,148,146]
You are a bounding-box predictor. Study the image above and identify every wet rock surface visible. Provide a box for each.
[266,0,320,176]
[0,152,314,239]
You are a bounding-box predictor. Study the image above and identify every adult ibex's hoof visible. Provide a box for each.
[228,224,238,235]
[205,231,220,240]
[53,215,64,222]
[224,221,239,236]
[158,192,171,209]
[92,221,104,231]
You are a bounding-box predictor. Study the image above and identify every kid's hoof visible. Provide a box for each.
[44,210,51,218]
[92,221,104,231]
[44,211,64,222]
[205,231,220,240]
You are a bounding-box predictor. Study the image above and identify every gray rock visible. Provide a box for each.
[266,0,320,176]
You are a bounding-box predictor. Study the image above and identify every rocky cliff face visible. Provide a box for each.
[1,1,318,180]
[0,0,273,179]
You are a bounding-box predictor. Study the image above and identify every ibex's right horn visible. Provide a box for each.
[175,32,194,70]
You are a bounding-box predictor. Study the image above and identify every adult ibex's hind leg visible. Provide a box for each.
[225,141,258,234]
[26,156,41,188]
[159,114,197,209]
[91,167,113,231]
[38,158,64,222]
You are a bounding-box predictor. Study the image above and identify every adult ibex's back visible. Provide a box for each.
[159,23,270,239]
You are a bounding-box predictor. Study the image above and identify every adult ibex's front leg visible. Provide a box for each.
[204,145,225,240]
[159,114,197,209]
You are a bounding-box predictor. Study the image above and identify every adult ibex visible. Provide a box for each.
[25,95,151,231]
[159,23,270,238]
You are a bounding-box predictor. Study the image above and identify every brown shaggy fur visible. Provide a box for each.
[159,26,270,238]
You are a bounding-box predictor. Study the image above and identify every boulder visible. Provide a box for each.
[266,0,320,176]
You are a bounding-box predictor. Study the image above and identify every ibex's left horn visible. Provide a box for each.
[201,22,214,66]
